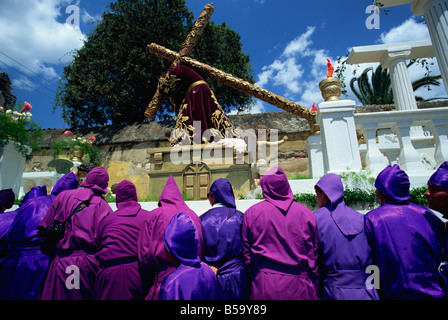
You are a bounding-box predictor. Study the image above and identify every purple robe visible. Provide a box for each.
[0,173,78,300]
[242,167,319,300]
[364,165,446,299]
[93,180,150,300]
[137,175,204,300]
[427,161,448,287]
[0,187,46,265]
[313,173,379,300]
[200,178,249,300]
[159,212,217,300]
[39,167,113,300]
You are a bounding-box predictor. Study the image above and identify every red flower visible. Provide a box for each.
[20,101,32,113]
[88,136,96,142]
[64,130,73,136]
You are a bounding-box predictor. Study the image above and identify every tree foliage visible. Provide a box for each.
[55,0,255,127]
[350,63,445,106]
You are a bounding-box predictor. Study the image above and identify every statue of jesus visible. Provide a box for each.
[157,64,240,146]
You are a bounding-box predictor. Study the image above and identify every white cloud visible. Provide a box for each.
[379,17,430,44]
[0,0,86,80]
[255,26,337,109]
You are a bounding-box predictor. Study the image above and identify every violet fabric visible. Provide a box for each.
[242,167,319,300]
[314,173,379,300]
[375,164,410,204]
[137,175,204,300]
[79,167,109,195]
[0,188,15,213]
[365,165,446,299]
[94,180,150,300]
[428,161,448,190]
[39,168,113,300]
[159,212,217,300]
[200,179,250,300]
[0,173,78,300]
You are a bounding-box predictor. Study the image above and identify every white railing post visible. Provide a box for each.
[426,120,448,166]
[358,123,390,173]
[392,121,427,171]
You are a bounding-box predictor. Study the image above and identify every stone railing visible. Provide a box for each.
[19,171,63,199]
[355,107,448,172]
[306,100,448,183]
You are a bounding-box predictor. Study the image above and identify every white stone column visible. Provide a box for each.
[412,0,448,94]
[317,100,362,174]
[383,50,425,138]
[305,135,324,179]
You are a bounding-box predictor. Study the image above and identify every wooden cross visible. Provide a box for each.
[144,4,318,133]
[144,3,214,120]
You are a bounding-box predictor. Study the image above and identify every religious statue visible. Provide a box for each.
[157,64,240,146]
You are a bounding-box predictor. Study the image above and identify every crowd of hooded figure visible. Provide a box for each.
[0,159,447,300]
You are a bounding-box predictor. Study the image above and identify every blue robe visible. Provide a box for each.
[365,165,446,299]
[159,212,217,300]
[200,178,249,300]
[0,173,78,299]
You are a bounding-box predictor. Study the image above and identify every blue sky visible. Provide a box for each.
[0,0,444,129]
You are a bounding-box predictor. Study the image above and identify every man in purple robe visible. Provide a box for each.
[159,211,217,300]
[364,164,446,299]
[38,167,113,300]
[313,173,379,300]
[138,175,204,300]
[0,187,43,267]
[425,161,448,287]
[0,173,78,300]
[94,180,151,300]
[200,178,250,300]
[242,167,319,300]
[425,161,448,219]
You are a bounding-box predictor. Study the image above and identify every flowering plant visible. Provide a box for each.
[51,130,101,166]
[0,101,43,159]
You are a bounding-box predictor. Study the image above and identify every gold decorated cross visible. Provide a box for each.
[144,3,318,133]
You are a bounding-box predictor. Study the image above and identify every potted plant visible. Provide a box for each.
[0,101,43,197]
[51,130,102,166]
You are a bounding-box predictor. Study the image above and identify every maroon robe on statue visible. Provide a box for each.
[158,64,239,145]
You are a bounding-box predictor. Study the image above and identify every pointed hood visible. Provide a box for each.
[375,164,410,204]
[51,172,78,196]
[209,178,236,208]
[164,211,201,267]
[315,173,363,236]
[115,180,141,216]
[19,186,47,207]
[260,167,293,212]
[428,161,448,190]
[80,167,109,195]
[158,175,191,213]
